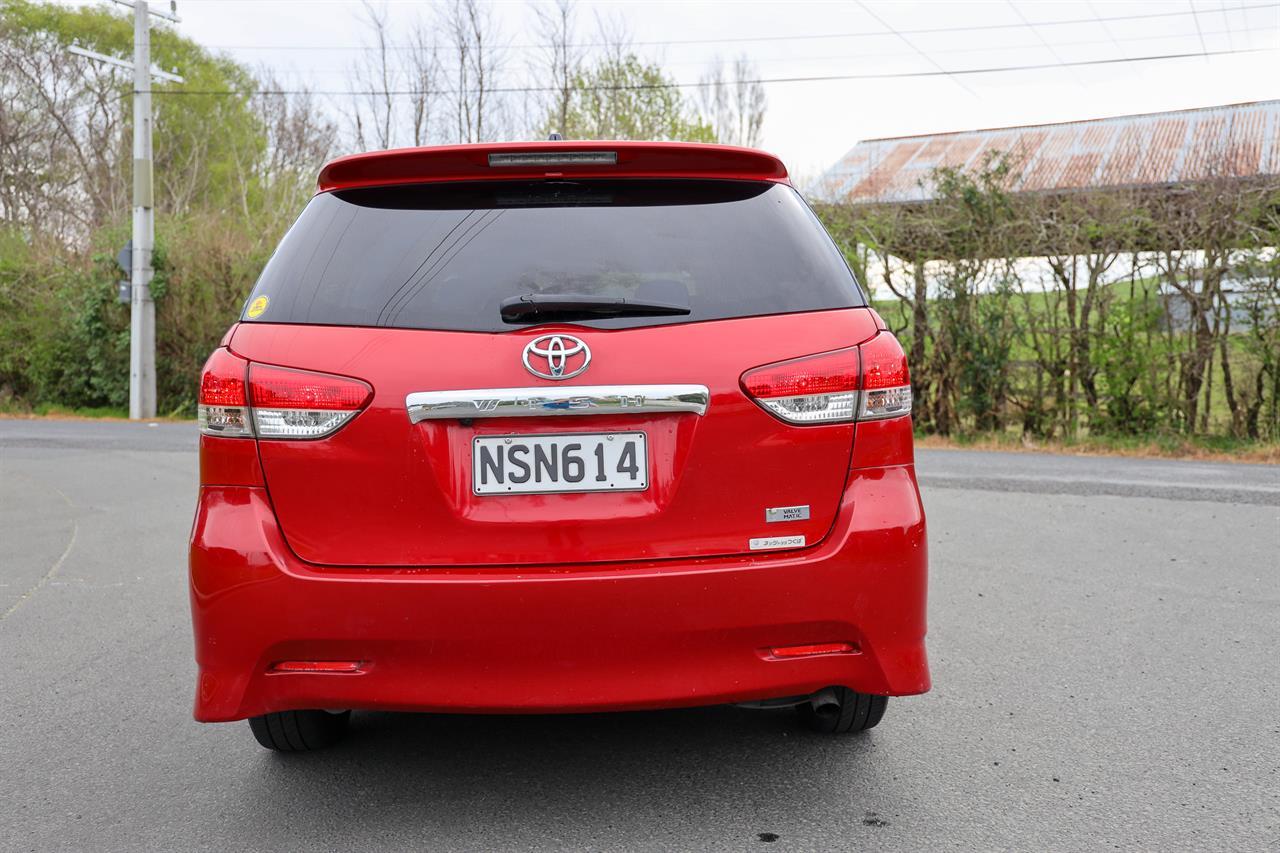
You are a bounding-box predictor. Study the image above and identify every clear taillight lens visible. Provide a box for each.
[741,333,911,425]
[198,348,252,437]
[248,364,372,440]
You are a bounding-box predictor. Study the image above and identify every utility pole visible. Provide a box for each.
[68,1,182,419]
[129,1,157,419]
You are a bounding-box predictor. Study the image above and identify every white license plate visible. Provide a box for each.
[472,432,648,495]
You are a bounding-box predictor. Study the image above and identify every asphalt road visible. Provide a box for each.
[1,419,1277,852]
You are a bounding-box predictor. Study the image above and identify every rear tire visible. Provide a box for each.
[248,710,351,751]
[797,687,887,734]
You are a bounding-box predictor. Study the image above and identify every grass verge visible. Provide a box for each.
[0,402,190,421]
[917,431,1280,464]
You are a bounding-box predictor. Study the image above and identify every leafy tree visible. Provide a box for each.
[549,54,714,142]
[697,55,766,147]
[0,0,333,414]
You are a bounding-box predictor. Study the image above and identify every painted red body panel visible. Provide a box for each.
[199,434,263,487]
[189,141,930,722]
[317,141,790,192]
[227,310,880,567]
[189,459,928,721]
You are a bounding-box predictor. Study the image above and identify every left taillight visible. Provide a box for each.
[197,349,372,440]
[198,348,252,437]
[248,363,372,440]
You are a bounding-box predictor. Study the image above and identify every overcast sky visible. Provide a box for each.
[69,0,1280,181]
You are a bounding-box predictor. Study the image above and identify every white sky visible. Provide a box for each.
[68,0,1280,182]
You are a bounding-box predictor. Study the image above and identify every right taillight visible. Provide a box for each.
[741,333,911,425]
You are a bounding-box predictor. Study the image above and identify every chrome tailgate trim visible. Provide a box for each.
[407,384,710,422]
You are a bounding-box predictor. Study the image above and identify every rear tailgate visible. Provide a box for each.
[231,308,879,567]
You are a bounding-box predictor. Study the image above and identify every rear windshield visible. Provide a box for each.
[242,179,865,332]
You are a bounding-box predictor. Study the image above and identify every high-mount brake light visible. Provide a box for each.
[249,364,372,439]
[740,333,912,425]
[488,151,618,168]
[197,348,252,437]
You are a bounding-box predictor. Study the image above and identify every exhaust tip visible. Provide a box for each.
[809,686,843,717]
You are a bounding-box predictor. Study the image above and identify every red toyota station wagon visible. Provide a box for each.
[190,141,930,751]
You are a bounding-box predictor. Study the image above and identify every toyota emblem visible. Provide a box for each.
[522,334,591,380]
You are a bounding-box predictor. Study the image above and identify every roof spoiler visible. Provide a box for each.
[317,141,789,192]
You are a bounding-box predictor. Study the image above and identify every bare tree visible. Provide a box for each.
[698,55,766,147]
[407,21,441,147]
[560,11,640,140]
[350,1,398,150]
[441,0,503,143]
[531,0,582,138]
[0,23,129,238]
[254,80,338,225]
[592,8,631,65]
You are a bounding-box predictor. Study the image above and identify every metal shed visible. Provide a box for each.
[819,100,1280,204]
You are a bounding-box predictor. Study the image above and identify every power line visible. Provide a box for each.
[1219,0,1237,49]
[1188,1,1212,61]
[135,45,1279,96]
[1006,0,1086,86]
[855,0,980,98]
[197,1,1280,52]
[1086,0,1128,56]
[265,24,1280,75]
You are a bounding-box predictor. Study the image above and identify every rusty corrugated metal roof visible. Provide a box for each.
[819,100,1280,204]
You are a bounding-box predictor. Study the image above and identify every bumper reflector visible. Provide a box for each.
[269,660,363,674]
[769,642,858,659]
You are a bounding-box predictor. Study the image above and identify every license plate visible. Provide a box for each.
[472,432,648,495]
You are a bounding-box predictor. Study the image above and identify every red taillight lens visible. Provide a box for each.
[250,365,372,410]
[857,333,912,421]
[199,349,248,406]
[740,347,860,424]
[248,364,372,439]
[197,348,251,437]
[741,334,912,425]
[741,348,859,398]
[860,332,909,389]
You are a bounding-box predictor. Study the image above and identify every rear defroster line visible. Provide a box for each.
[382,209,507,328]
[372,208,481,327]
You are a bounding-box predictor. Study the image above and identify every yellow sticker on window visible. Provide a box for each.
[246,295,269,319]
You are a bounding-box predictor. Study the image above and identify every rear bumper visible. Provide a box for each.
[188,467,929,722]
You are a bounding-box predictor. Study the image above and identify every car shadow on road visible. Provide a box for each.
[233,705,889,845]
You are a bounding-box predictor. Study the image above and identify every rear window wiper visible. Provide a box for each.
[500,293,691,324]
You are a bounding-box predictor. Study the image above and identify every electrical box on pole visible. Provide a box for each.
[116,241,132,304]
